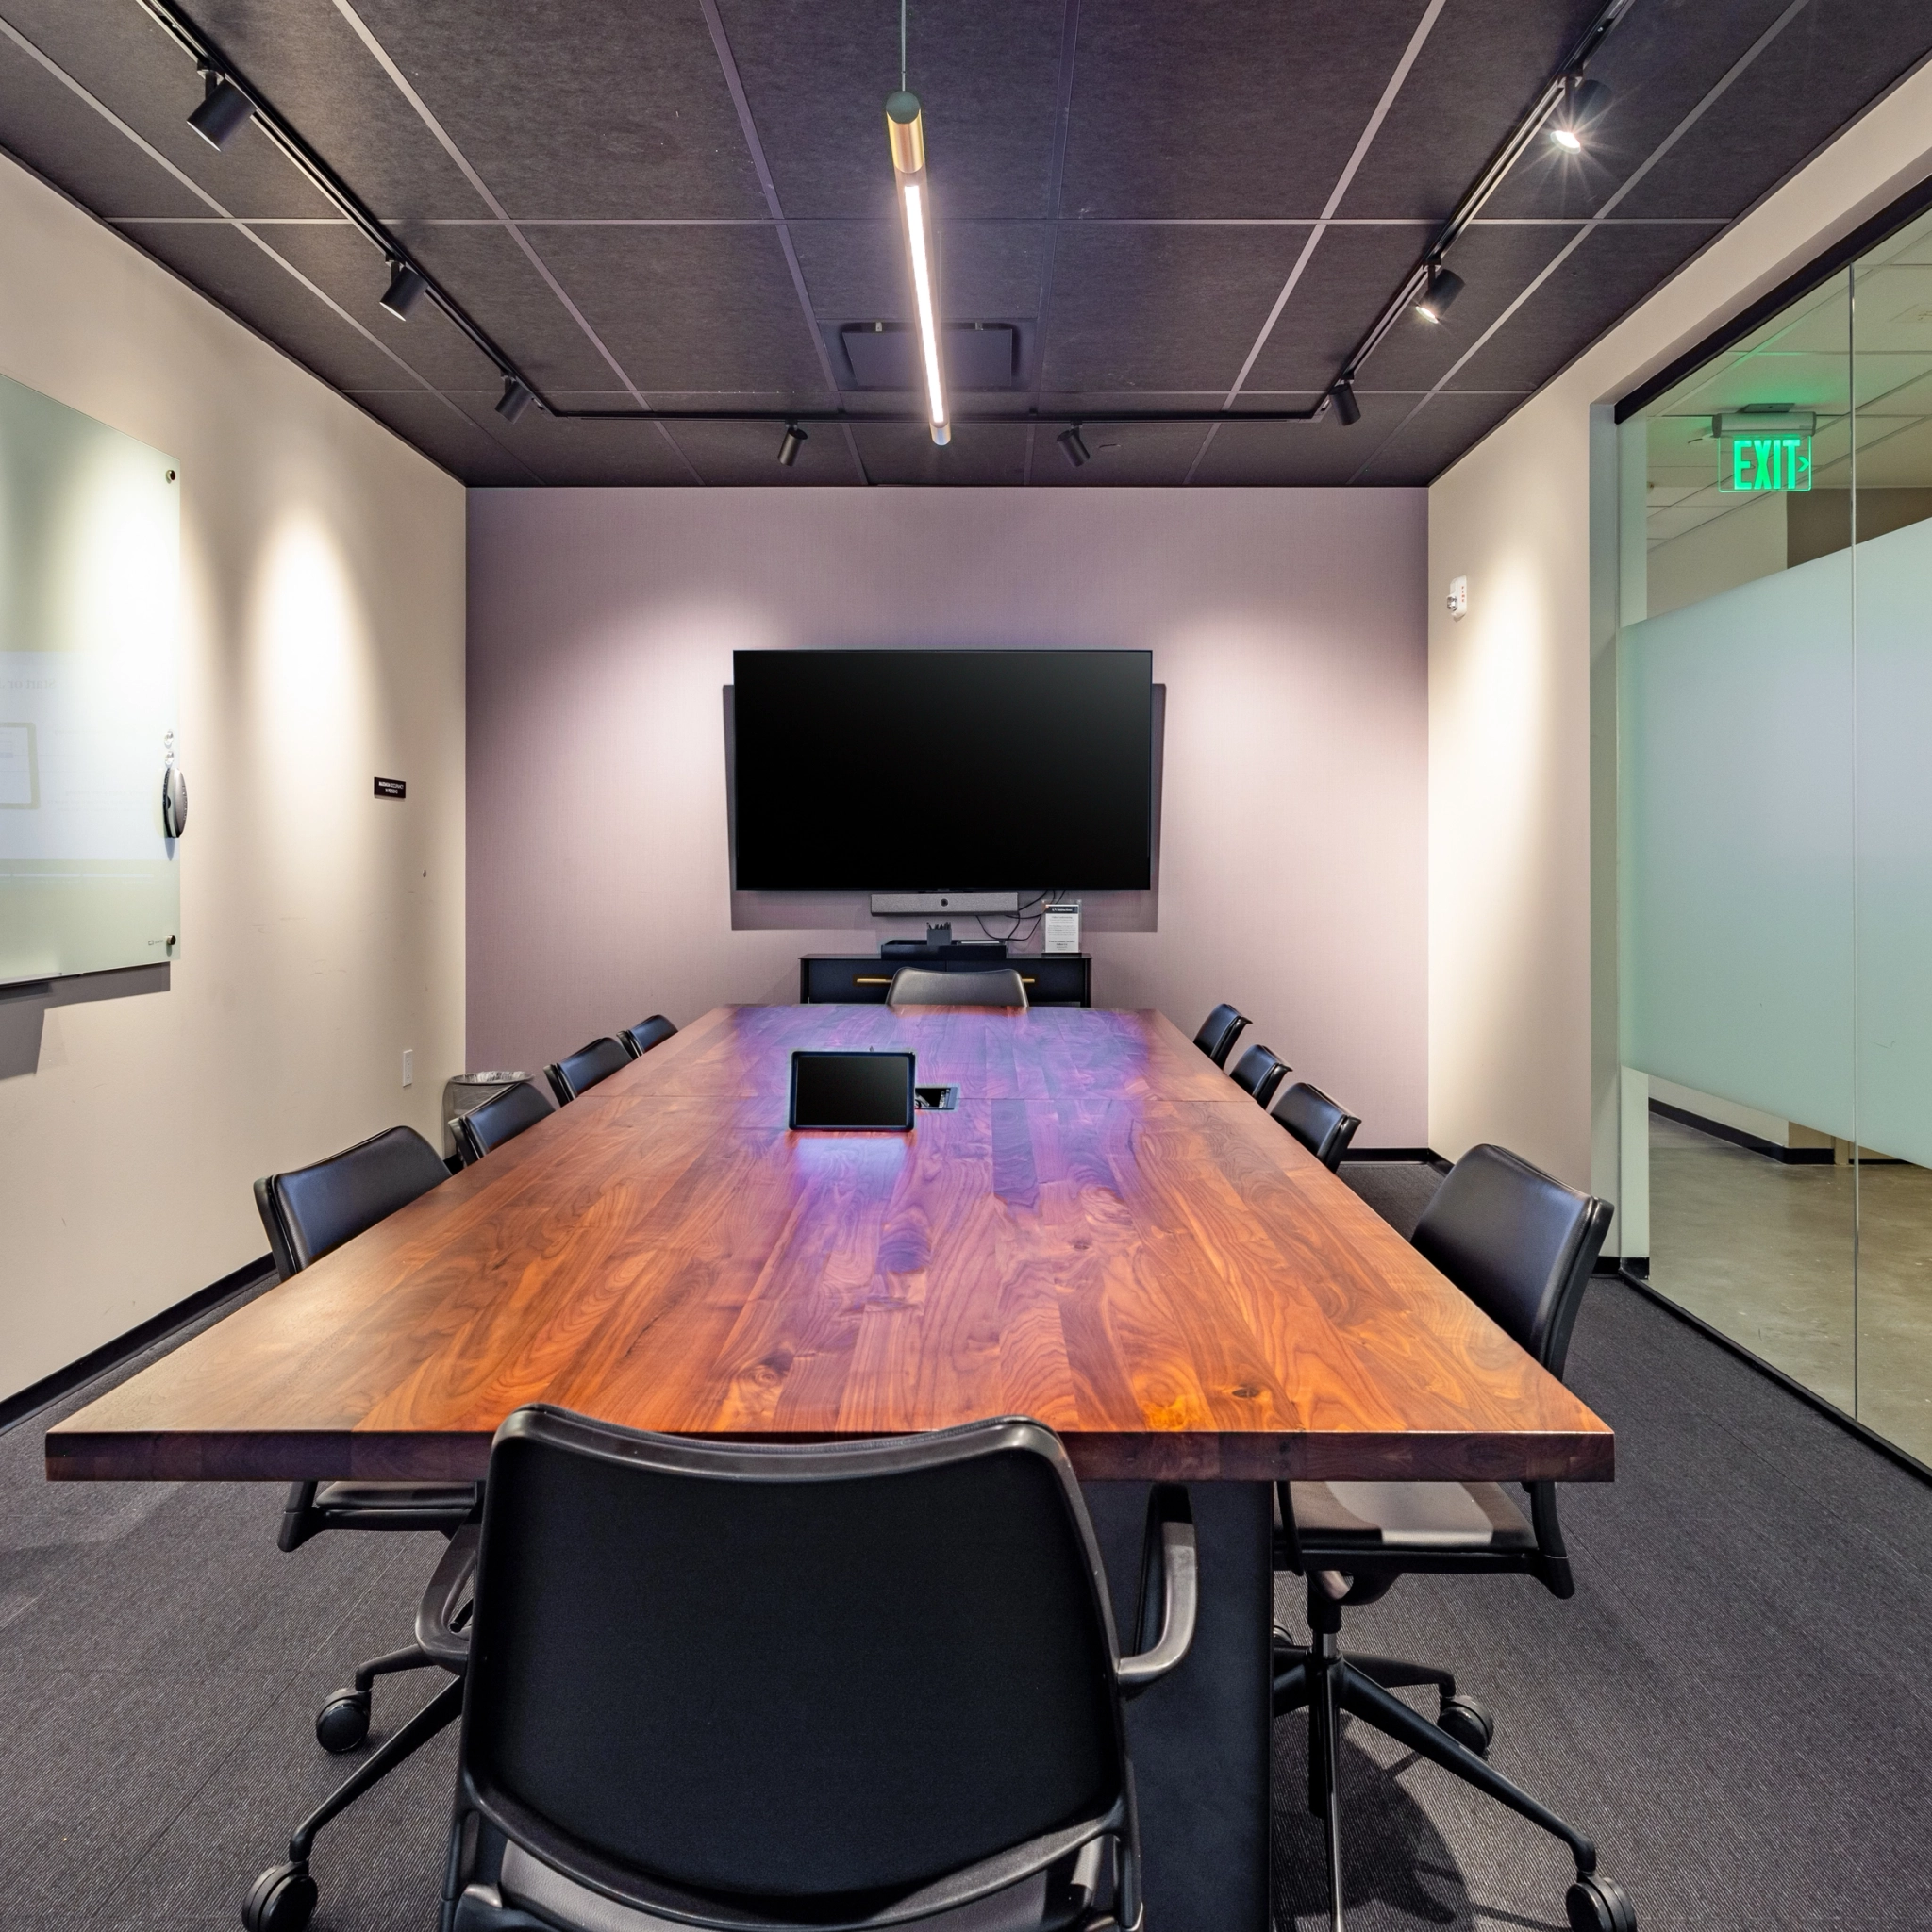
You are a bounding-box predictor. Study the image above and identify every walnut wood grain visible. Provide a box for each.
[47,1007,1612,1486]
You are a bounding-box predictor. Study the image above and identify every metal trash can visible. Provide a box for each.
[441,1072,528,1158]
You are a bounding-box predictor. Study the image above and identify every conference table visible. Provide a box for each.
[48,1004,1612,1932]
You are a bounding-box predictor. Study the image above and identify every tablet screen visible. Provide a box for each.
[789,1051,917,1131]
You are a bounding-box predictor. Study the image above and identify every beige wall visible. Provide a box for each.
[467,488,1430,1149]
[0,158,466,1403]
[1427,64,1932,1204]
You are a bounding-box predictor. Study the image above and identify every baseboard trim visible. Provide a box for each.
[1617,1267,1932,1489]
[1648,1098,1834,1165]
[1341,1147,1448,1170]
[0,1254,275,1438]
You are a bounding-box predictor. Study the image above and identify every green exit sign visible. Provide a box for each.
[1716,413,1814,493]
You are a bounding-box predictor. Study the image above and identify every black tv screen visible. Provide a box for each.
[731,650,1154,891]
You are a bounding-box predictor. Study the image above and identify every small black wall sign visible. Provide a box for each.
[375,777,406,799]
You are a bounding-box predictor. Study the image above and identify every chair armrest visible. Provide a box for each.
[1117,1517,1198,1693]
[415,1524,479,1671]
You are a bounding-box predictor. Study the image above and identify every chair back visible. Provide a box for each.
[458,1409,1130,1924]
[1192,1003,1249,1068]
[545,1036,632,1105]
[454,1079,557,1167]
[887,966,1029,1008]
[1271,1082,1360,1171]
[1228,1043,1290,1108]
[623,1014,677,1058]
[253,1125,448,1279]
[1411,1144,1613,1378]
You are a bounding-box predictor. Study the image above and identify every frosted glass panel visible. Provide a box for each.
[0,371,179,985]
[1619,551,1853,1136]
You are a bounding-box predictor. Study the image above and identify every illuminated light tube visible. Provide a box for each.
[887,91,949,447]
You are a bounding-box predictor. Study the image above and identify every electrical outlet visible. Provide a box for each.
[402,1048,413,1088]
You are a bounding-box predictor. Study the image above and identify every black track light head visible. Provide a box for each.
[1415,263,1465,325]
[495,375,536,423]
[1332,378,1361,426]
[380,260,429,321]
[188,69,254,150]
[1549,75,1612,152]
[1058,425,1091,469]
[777,424,808,467]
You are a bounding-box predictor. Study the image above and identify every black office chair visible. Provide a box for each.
[452,1078,556,1167]
[1192,1003,1250,1068]
[248,1409,1200,1932]
[252,1128,479,1748]
[888,965,1030,1008]
[544,1035,631,1104]
[1271,1081,1361,1171]
[1228,1042,1291,1108]
[621,1013,677,1058]
[1272,1144,1630,1932]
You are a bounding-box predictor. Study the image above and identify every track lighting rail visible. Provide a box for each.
[137,0,1639,452]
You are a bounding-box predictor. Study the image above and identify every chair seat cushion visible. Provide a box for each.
[1289,1480,1534,1551]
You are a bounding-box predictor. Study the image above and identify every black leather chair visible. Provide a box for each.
[1272,1144,1630,1932]
[544,1035,631,1104]
[1192,1003,1250,1068]
[452,1079,556,1167]
[888,965,1029,1008]
[1271,1082,1361,1171]
[249,1409,1200,1932]
[1228,1042,1291,1108]
[252,1128,479,1746]
[621,1013,677,1058]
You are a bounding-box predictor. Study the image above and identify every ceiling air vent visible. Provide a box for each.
[836,322,1023,391]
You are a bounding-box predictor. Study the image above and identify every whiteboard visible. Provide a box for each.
[0,372,179,987]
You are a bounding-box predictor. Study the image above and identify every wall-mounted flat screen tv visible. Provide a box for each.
[731,649,1154,891]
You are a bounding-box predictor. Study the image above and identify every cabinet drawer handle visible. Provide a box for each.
[854,975,892,985]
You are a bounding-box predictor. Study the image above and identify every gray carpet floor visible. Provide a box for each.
[3,1164,1929,1930]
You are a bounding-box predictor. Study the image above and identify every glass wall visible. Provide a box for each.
[1617,200,1932,1465]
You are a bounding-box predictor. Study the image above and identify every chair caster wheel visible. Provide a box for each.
[243,1861,317,1932]
[1437,1693,1494,1757]
[315,1687,371,1752]
[1567,1873,1636,1932]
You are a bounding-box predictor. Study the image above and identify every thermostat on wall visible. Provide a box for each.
[1043,902,1081,954]
[1446,575,1469,621]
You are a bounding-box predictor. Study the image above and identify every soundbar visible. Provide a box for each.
[868,891,1020,915]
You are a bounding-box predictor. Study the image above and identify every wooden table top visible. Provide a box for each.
[47,1006,1612,1486]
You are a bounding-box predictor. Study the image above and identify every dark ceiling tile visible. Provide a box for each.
[446,395,708,485]
[529,225,831,394]
[120,219,438,391]
[1336,0,1604,221]
[345,388,536,483]
[0,0,336,218]
[1342,387,1524,482]
[341,0,768,220]
[224,220,504,389]
[791,220,1048,323]
[1613,0,1932,221]
[1447,221,1724,393]
[1027,420,1210,486]
[1238,223,1433,391]
[0,32,206,219]
[849,422,1032,485]
[398,222,624,391]
[1060,1,1435,220]
[660,419,868,485]
[715,0,1064,220]
[1041,224,1306,391]
[188,0,486,220]
[1186,388,1424,483]
[1480,0,1798,222]
[1347,220,1577,390]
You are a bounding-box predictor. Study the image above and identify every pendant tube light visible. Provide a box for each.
[886,92,949,447]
